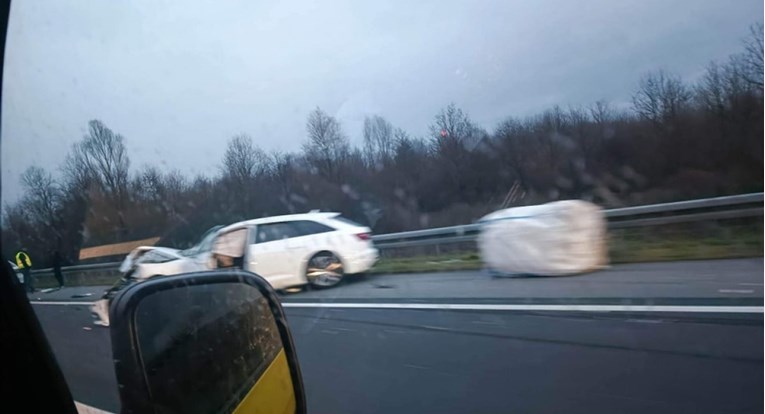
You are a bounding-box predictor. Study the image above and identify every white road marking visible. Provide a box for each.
[471,320,501,325]
[331,327,356,332]
[421,325,448,330]
[281,302,764,314]
[32,301,95,306]
[75,401,114,414]
[718,289,755,294]
[30,300,764,313]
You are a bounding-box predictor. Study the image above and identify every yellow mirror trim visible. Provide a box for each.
[233,349,296,414]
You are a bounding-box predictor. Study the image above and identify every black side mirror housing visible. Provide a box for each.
[109,270,306,413]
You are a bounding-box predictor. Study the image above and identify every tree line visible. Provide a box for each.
[3,25,762,266]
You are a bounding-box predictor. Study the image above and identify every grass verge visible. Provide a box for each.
[373,225,763,274]
[369,253,483,274]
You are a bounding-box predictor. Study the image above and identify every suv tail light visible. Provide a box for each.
[355,232,371,241]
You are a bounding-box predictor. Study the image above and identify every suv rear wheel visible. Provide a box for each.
[306,252,344,288]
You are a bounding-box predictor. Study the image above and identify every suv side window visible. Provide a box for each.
[293,220,334,236]
[254,220,334,243]
[255,222,301,243]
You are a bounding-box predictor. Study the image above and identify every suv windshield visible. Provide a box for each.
[180,225,223,257]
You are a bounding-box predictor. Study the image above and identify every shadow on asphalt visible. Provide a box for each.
[276,272,381,297]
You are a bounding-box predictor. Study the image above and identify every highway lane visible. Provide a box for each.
[288,308,762,414]
[28,258,764,413]
[28,258,765,303]
[291,258,765,300]
[32,304,762,413]
[32,304,119,412]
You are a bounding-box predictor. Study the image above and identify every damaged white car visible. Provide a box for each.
[119,225,224,281]
[91,213,378,325]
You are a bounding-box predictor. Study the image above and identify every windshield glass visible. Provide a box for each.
[2,1,762,413]
[180,225,224,257]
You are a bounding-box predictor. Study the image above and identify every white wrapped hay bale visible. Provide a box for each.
[478,200,608,276]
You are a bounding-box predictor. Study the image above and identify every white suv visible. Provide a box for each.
[93,213,377,326]
[121,212,378,290]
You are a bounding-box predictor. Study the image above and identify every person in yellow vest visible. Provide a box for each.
[15,249,33,293]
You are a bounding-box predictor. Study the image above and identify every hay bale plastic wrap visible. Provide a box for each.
[478,200,608,276]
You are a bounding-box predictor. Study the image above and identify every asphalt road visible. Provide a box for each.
[32,304,119,412]
[30,258,764,413]
[289,308,762,414]
[31,258,764,303]
[293,258,765,300]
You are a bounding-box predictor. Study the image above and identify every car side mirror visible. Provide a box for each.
[108,270,306,414]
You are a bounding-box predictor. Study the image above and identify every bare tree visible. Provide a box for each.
[427,104,487,198]
[3,204,34,253]
[303,107,350,179]
[566,106,597,156]
[363,115,395,166]
[62,144,92,194]
[589,100,614,125]
[428,103,482,150]
[7,166,66,257]
[393,127,411,143]
[696,61,728,114]
[161,170,188,219]
[132,165,164,201]
[723,55,758,100]
[72,120,131,200]
[221,134,270,183]
[163,170,188,196]
[58,120,132,241]
[530,106,577,176]
[270,152,300,212]
[741,23,763,91]
[494,117,533,189]
[632,70,691,125]
[20,166,62,232]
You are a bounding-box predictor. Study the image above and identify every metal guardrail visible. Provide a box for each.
[607,207,763,229]
[604,193,763,218]
[31,261,122,276]
[32,192,763,276]
[373,192,763,247]
[373,224,480,242]
[373,235,478,249]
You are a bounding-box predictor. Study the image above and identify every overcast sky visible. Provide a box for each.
[2,0,762,201]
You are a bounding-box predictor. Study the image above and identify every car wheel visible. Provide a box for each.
[306,252,344,288]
